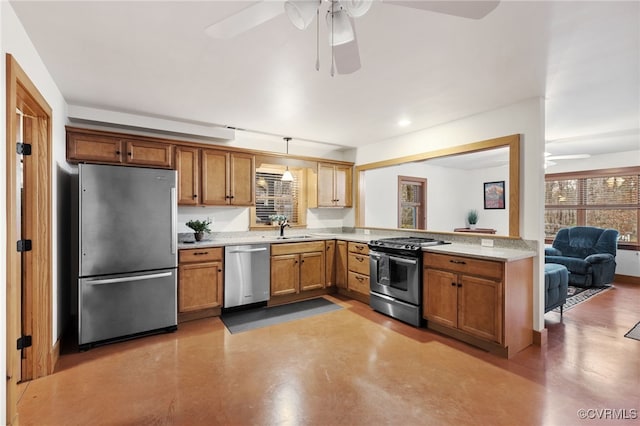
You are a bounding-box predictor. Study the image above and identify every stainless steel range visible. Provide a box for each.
[368,237,449,326]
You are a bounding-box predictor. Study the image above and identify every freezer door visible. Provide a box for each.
[79,269,177,346]
[80,164,177,276]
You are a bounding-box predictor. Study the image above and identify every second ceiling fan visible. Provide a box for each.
[205,0,500,76]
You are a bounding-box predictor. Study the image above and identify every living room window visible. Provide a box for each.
[250,165,306,229]
[545,166,639,249]
[398,176,427,229]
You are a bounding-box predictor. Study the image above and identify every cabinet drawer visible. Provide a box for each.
[348,271,370,295]
[271,241,325,256]
[179,247,223,263]
[423,252,502,280]
[348,253,369,275]
[348,241,369,255]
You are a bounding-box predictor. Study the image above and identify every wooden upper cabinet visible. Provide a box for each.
[176,146,199,205]
[229,153,255,206]
[67,132,122,164]
[201,149,228,205]
[123,139,173,168]
[316,163,352,207]
[67,130,172,168]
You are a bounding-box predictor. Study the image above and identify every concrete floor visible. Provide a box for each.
[17,282,640,425]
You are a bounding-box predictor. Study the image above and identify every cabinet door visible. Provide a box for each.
[300,251,325,292]
[271,254,299,296]
[334,165,352,207]
[317,163,336,206]
[124,140,173,168]
[458,275,503,344]
[229,153,255,206]
[335,241,348,289]
[423,268,458,328]
[176,147,199,205]
[178,261,223,312]
[67,133,122,163]
[325,241,336,287]
[201,149,229,205]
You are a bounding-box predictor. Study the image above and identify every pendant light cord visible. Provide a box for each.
[330,2,335,77]
[315,8,320,71]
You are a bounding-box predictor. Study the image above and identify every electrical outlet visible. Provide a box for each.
[481,239,494,247]
[364,229,371,235]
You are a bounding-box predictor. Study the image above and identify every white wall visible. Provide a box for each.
[355,98,547,330]
[1,2,70,423]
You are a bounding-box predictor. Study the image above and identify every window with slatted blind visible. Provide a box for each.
[397,176,427,229]
[251,166,305,228]
[545,166,639,248]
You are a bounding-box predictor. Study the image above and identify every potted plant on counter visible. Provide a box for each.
[186,218,212,242]
[467,209,478,230]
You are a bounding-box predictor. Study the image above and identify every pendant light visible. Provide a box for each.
[282,137,294,181]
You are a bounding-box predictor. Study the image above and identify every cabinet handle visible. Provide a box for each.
[127,152,132,156]
[355,256,364,262]
[194,251,209,256]
[451,282,456,287]
[326,246,330,251]
[457,284,462,288]
[193,194,198,199]
[301,260,305,263]
[230,195,234,199]
[449,260,466,265]
[115,150,121,155]
[355,245,364,250]
[355,276,364,282]
[218,269,222,272]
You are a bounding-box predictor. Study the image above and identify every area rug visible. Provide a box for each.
[624,321,640,341]
[551,285,612,313]
[221,298,343,334]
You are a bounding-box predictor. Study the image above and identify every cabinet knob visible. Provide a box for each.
[451,282,456,287]
[115,150,121,155]
[457,284,462,288]
[193,194,198,199]
[218,269,222,272]
[127,152,132,156]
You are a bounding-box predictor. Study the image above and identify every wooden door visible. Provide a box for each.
[201,149,228,205]
[317,163,336,206]
[67,132,122,163]
[458,274,503,343]
[124,139,172,168]
[423,268,458,328]
[271,254,299,296]
[175,146,199,205]
[335,241,348,289]
[229,153,255,205]
[178,261,223,312]
[300,251,325,291]
[325,241,336,287]
[334,165,352,207]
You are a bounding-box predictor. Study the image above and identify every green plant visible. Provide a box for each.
[467,209,478,225]
[186,218,212,233]
[269,214,287,224]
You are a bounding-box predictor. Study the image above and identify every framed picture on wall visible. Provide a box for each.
[484,181,505,209]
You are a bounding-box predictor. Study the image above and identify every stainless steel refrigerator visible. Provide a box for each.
[75,164,178,348]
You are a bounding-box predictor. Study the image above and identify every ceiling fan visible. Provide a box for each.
[205,0,500,76]
[544,152,591,168]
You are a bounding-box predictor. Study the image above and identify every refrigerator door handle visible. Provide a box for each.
[85,271,173,286]
[170,187,177,254]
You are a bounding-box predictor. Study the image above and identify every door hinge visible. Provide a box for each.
[16,142,32,155]
[17,239,32,252]
[17,335,32,350]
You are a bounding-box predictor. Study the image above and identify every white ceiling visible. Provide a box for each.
[9,0,640,156]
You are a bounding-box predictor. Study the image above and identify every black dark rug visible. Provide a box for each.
[551,285,612,313]
[221,298,343,334]
[624,321,640,341]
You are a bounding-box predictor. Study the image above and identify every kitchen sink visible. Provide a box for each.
[278,235,315,240]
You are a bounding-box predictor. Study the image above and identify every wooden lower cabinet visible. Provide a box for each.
[178,248,223,320]
[341,241,370,302]
[271,241,325,298]
[335,241,348,289]
[423,252,532,358]
[325,240,336,287]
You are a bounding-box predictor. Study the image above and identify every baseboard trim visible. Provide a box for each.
[533,328,548,348]
[615,274,640,285]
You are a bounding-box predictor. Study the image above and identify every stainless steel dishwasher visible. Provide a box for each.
[224,243,271,308]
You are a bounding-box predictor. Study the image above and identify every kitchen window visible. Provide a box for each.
[545,166,639,249]
[250,165,306,228]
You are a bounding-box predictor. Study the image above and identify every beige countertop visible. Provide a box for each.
[179,233,536,262]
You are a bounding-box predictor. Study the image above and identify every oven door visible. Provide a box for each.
[369,250,421,305]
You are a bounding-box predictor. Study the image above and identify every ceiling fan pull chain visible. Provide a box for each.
[315,8,320,71]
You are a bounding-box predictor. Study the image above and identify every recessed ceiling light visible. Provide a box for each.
[398,119,411,127]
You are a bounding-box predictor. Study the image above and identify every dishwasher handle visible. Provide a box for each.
[228,247,268,254]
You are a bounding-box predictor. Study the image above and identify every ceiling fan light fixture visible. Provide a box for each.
[285,0,321,30]
[338,0,373,17]
[327,7,354,46]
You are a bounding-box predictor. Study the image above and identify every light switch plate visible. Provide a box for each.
[481,239,494,247]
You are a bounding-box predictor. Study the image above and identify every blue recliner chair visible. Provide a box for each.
[545,226,618,287]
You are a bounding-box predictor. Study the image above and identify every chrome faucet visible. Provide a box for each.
[279,220,290,237]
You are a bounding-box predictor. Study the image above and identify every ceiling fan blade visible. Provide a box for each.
[382,1,500,19]
[334,20,361,75]
[205,1,284,39]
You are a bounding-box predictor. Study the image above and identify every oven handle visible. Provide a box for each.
[372,292,416,308]
[389,256,418,265]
